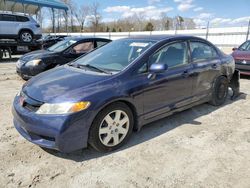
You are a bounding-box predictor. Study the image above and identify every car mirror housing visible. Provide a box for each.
[149,63,168,73]
[232,47,238,51]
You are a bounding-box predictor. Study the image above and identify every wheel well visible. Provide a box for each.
[18,29,34,36]
[95,100,138,131]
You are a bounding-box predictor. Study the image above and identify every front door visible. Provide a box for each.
[142,41,194,120]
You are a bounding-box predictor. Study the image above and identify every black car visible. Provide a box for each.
[16,37,111,79]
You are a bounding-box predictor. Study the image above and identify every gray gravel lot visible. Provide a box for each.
[0,59,250,188]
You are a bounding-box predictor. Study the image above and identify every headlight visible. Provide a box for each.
[36,101,91,115]
[25,59,41,67]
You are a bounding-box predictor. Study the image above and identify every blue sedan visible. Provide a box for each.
[12,35,236,152]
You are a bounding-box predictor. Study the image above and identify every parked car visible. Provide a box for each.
[16,37,111,79]
[232,40,250,75]
[12,35,236,153]
[37,34,68,49]
[0,13,42,43]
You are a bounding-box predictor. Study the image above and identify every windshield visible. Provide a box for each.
[73,39,155,72]
[238,41,250,51]
[48,39,77,52]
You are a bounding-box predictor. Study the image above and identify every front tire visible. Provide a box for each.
[19,30,33,43]
[209,76,229,106]
[88,102,134,152]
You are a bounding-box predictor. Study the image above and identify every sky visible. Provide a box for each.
[72,0,250,27]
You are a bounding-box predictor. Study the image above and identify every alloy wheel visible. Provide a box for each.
[98,110,130,147]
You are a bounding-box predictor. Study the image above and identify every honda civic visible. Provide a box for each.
[12,35,236,153]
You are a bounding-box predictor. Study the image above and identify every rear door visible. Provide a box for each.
[189,40,221,100]
[1,14,17,35]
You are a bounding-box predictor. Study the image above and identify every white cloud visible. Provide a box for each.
[104,5,173,20]
[104,6,130,13]
[193,7,203,12]
[231,16,250,24]
[210,18,231,25]
[148,0,161,4]
[199,13,213,19]
[174,0,195,12]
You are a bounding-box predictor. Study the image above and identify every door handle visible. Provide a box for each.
[212,64,217,69]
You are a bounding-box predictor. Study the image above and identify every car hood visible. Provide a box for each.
[232,50,250,60]
[22,66,114,103]
[20,50,57,62]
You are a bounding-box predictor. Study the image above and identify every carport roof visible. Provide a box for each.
[0,0,68,15]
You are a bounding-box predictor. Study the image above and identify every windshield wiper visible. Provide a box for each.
[71,64,112,74]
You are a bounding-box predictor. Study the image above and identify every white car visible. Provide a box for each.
[0,13,42,43]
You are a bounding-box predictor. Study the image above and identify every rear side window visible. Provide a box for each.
[16,16,29,22]
[149,41,189,68]
[2,15,16,21]
[73,41,94,54]
[190,41,218,62]
[97,41,109,48]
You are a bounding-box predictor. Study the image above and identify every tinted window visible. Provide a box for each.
[97,41,109,48]
[149,42,188,68]
[190,41,218,62]
[73,41,94,54]
[16,16,29,22]
[2,15,16,21]
[0,14,2,21]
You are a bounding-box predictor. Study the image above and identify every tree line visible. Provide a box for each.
[39,1,196,33]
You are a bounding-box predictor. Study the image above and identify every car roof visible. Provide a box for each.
[63,36,111,41]
[0,12,29,17]
[125,35,205,42]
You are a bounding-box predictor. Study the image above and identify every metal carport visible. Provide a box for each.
[0,0,69,33]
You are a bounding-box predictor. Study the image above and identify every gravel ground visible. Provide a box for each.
[0,59,250,188]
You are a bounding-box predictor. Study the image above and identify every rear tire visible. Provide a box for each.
[19,30,33,43]
[209,76,229,106]
[88,102,134,152]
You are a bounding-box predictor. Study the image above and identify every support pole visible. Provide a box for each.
[246,19,250,41]
[65,10,68,35]
[52,8,55,33]
[206,21,210,40]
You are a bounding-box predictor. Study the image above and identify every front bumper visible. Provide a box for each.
[16,62,45,79]
[235,63,250,75]
[12,95,93,153]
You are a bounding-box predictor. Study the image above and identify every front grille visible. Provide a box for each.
[235,59,250,65]
[20,92,43,112]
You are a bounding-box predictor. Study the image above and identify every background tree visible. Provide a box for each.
[89,2,102,32]
[75,5,90,32]
[144,22,154,31]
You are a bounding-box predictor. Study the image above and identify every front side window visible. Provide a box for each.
[74,39,155,72]
[149,41,189,68]
[47,39,77,52]
[190,41,218,62]
[73,41,94,54]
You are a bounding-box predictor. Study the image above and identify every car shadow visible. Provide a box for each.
[43,91,247,162]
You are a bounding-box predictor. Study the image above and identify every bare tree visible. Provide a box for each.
[89,2,102,32]
[75,5,90,32]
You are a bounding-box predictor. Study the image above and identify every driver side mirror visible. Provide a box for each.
[149,63,168,73]
[232,47,238,51]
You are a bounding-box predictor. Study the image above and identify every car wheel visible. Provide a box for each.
[88,102,134,152]
[209,76,229,106]
[20,31,33,43]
